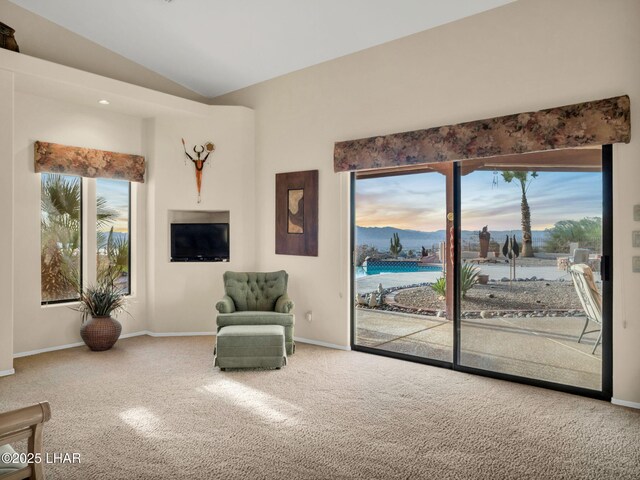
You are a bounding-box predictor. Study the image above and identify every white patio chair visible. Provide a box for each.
[569,264,602,354]
[570,248,590,266]
[569,242,580,256]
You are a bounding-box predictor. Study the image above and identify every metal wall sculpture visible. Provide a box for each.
[181,138,215,203]
[502,235,520,286]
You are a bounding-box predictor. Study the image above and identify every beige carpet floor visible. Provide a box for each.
[1,336,639,479]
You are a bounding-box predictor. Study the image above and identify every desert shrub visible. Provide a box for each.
[461,263,480,298]
[544,217,602,253]
[431,277,446,296]
[430,264,480,299]
[355,244,381,266]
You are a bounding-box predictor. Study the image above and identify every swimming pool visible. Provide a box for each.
[356,261,443,277]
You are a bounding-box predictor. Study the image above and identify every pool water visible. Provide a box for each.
[356,261,443,277]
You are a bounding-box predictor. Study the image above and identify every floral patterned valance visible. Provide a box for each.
[334,95,631,172]
[34,141,145,183]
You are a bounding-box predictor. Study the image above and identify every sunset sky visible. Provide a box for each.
[97,178,129,233]
[355,171,603,231]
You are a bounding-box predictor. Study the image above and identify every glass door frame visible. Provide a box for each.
[350,146,613,401]
[349,167,453,370]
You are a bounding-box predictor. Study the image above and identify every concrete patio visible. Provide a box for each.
[355,309,601,391]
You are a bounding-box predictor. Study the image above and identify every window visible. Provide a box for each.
[40,173,82,304]
[40,175,132,304]
[96,179,131,295]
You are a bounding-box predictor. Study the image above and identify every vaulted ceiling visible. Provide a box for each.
[9,0,514,97]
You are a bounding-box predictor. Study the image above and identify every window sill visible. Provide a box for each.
[41,301,81,309]
[41,295,139,309]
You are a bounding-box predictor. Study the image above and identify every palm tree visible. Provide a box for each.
[501,171,538,257]
[41,174,82,300]
[40,174,118,300]
[97,227,130,287]
[97,195,119,248]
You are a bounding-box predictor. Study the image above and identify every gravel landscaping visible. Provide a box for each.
[356,279,596,319]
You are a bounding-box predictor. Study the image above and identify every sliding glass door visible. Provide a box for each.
[352,169,452,364]
[351,147,612,398]
[457,149,610,393]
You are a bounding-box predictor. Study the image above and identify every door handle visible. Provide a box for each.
[600,255,610,281]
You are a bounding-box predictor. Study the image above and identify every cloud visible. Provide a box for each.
[97,178,130,233]
[357,171,603,231]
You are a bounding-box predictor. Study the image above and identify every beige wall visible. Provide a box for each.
[12,93,148,354]
[6,85,255,355]
[0,69,14,374]
[0,0,207,103]
[215,0,640,403]
[146,110,256,334]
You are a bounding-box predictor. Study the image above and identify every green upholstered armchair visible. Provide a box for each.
[216,271,295,354]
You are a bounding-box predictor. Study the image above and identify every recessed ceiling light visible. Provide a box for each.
[98,99,110,105]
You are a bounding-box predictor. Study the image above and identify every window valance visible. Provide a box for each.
[334,95,630,173]
[34,141,146,183]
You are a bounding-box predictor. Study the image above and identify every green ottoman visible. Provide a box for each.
[214,324,287,370]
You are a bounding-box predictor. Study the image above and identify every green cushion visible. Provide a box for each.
[0,444,28,474]
[215,295,236,313]
[216,312,295,355]
[274,294,294,313]
[217,324,286,338]
[217,311,294,327]
[217,325,285,356]
[215,325,286,369]
[223,271,288,312]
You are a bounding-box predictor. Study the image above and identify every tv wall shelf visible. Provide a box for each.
[168,210,230,262]
[169,210,230,224]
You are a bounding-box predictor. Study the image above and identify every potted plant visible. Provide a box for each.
[72,274,127,351]
[69,239,129,352]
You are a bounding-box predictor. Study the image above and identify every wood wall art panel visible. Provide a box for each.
[334,95,630,172]
[34,141,146,183]
[276,170,318,256]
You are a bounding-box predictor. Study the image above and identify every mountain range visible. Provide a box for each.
[356,226,548,252]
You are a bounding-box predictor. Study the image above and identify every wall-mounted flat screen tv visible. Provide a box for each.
[170,223,229,262]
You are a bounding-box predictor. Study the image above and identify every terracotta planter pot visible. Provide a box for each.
[80,315,122,351]
[478,274,490,285]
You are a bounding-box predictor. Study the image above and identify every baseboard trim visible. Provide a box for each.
[612,398,640,410]
[14,341,85,358]
[120,331,149,339]
[145,331,215,337]
[13,331,148,358]
[0,368,15,377]
[294,336,351,351]
[13,332,349,359]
